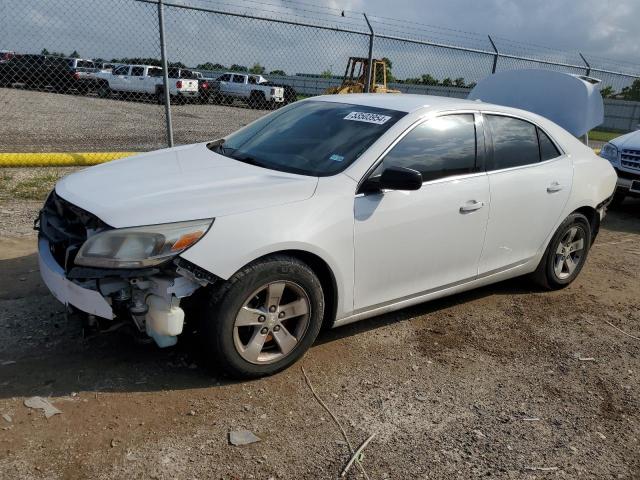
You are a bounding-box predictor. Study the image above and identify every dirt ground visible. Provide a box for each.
[0,175,639,479]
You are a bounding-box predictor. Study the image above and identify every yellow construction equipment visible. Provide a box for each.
[324,57,401,94]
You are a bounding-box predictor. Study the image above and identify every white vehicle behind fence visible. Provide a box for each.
[94,64,198,103]
[213,72,284,108]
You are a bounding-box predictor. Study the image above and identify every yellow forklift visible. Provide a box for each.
[324,57,401,94]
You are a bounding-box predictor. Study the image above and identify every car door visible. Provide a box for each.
[129,66,145,94]
[111,65,130,91]
[478,113,572,275]
[353,113,491,311]
[231,74,247,97]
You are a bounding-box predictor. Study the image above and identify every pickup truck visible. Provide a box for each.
[212,73,284,108]
[94,64,199,103]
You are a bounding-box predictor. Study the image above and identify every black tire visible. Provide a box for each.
[199,255,324,378]
[248,90,266,109]
[532,213,592,290]
[97,82,111,98]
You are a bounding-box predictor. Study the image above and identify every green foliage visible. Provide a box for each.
[269,69,286,76]
[599,86,615,99]
[41,48,66,57]
[320,69,332,78]
[380,57,395,82]
[230,64,248,72]
[248,63,265,74]
[69,50,80,58]
[621,79,640,101]
[197,62,226,71]
[441,77,453,86]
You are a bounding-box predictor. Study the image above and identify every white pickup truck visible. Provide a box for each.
[94,64,199,103]
[213,73,284,108]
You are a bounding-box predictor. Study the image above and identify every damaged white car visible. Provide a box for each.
[37,87,616,378]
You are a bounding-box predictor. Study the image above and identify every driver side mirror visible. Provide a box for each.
[362,166,423,193]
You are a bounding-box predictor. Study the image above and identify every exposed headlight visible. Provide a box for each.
[75,219,213,269]
[600,142,619,164]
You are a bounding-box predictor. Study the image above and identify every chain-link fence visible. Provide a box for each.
[1,0,639,155]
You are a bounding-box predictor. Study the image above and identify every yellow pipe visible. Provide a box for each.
[0,152,138,167]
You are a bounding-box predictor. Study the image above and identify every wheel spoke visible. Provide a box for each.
[556,242,565,255]
[569,238,584,253]
[566,227,578,243]
[235,307,265,327]
[266,282,286,309]
[272,324,297,356]
[242,328,267,363]
[554,256,565,277]
[279,298,309,320]
[564,255,577,274]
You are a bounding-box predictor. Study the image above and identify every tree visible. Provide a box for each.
[69,50,80,58]
[454,77,465,88]
[621,79,640,101]
[168,61,186,68]
[600,85,615,99]
[249,63,265,74]
[230,64,248,72]
[41,48,50,55]
[420,73,438,85]
[320,69,333,78]
[441,77,453,87]
[269,69,286,76]
[380,57,395,82]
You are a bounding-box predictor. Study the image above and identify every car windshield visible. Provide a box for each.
[211,100,406,176]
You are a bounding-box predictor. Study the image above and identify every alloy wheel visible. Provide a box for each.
[232,281,311,364]
[553,226,586,280]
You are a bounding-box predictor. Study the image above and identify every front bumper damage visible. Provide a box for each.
[36,192,211,347]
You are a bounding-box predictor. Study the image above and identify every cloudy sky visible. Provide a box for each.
[3,0,639,87]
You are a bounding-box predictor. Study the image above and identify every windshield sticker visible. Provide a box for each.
[329,154,344,162]
[344,111,392,125]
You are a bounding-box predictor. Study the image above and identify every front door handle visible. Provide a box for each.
[547,182,564,193]
[459,200,485,213]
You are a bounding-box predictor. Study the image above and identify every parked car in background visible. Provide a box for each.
[94,64,198,103]
[0,54,98,93]
[600,128,640,205]
[261,79,298,105]
[0,50,15,63]
[193,71,218,104]
[36,94,616,378]
[213,72,284,108]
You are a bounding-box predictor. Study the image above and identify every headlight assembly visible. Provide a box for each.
[600,142,619,164]
[75,218,213,269]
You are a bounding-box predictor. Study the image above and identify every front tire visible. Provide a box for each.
[532,213,591,289]
[200,255,324,378]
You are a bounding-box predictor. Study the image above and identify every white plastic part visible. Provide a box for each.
[145,295,184,348]
[468,69,604,137]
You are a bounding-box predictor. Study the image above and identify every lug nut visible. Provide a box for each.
[258,315,266,322]
[260,327,268,335]
[269,305,277,313]
[273,325,281,332]
[278,311,285,319]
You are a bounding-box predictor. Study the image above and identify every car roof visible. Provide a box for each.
[310,93,487,113]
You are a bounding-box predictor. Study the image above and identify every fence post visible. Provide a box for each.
[488,35,499,74]
[157,0,174,147]
[579,52,591,77]
[363,13,374,93]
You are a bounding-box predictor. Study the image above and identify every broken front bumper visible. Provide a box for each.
[38,236,113,319]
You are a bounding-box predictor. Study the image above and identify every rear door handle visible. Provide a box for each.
[459,200,485,213]
[547,182,564,193]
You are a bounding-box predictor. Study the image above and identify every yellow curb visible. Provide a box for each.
[0,152,138,167]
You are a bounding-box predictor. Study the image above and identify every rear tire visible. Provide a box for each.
[97,82,111,98]
[198,255,324,378]
[532,213,591,290]
[248,91,266,109]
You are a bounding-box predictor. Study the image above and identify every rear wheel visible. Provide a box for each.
[532,213,591,289]
[248,91,266,109]
[97,82,111,98]
[199,255,324,378]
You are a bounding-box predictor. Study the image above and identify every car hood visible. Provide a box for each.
[610,129,640,149]
[55,143,319,228]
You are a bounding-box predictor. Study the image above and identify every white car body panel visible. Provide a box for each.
[44,93,617,337]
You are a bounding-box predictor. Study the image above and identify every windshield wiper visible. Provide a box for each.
[231,154,266,168]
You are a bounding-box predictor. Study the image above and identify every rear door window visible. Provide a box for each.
[485,115,540,170]
[218,74,231,81]
[130,66,144,77]
[232,75,245,83]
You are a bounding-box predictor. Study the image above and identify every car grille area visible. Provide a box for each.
[37,191,110,272]
[621,149,640,172]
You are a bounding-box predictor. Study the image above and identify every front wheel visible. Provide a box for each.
[199,255,324,378]
[532,213,591,289]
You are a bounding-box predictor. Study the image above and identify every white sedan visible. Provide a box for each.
[37,94,616,378]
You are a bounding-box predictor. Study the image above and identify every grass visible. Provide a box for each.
[589,129,623,143]
[3,171,64,201]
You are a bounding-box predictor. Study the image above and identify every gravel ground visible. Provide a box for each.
[0,169,639,479]
[0,87,266,152]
